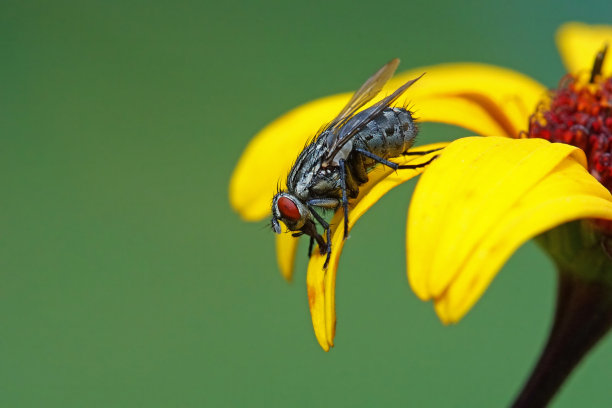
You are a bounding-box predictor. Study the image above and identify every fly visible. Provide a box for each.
[271,58,438,268]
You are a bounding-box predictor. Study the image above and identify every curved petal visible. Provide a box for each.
[387,63,545,138]
[416,96,507,136]
[407,137,612,323]
[305,144,448,351]
[556,23,612,76]
[229,64,545,222]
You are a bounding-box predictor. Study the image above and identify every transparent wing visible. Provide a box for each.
[322,73,425,166]
[326,58,400,132]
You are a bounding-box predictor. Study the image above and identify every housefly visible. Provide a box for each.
[271,58,438,268]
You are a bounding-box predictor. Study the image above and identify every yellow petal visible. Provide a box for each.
[387,63,545,138]
[305,143,448,351]
[229,64,545,222]
[416,96,507,136]
[275,233,299,281]
[435,168,612,323]
[408,137,612,324]
[556,23,612,76]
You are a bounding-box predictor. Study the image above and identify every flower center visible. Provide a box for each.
[527,46,612,192]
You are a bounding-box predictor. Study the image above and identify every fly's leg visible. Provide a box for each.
[323,226,331,269]
[338,158,349,240]
[355,147,438,171]
[307,198,341,267]
[308,235,314,258]
[307,204,332,269]
[354,148,402,170]
[402,147,444,156]
[300,218,328,263]
[293,231,316,258]
[307,198,340,209]
[397,155,437,169]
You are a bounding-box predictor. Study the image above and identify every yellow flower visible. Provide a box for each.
[229,23,612,356]
[406,23,612,406]
[408,23,612,322]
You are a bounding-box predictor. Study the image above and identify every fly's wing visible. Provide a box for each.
[325,58,400,133]
[322,73,425,166]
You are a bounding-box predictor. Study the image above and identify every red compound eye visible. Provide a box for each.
[278,196,301,221]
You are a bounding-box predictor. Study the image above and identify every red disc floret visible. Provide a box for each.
[278,196,301,221]
[528,74,612,192]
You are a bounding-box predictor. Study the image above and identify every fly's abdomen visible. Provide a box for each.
[353,107,417,166]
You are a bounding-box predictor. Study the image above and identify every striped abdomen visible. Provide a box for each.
[353,107,417,169]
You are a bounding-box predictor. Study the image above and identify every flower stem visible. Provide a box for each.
[511,268,612,407]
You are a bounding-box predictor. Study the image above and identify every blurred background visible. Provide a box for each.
[2,0,612,406]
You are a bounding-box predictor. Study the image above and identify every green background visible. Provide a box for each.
[2,1,611,406]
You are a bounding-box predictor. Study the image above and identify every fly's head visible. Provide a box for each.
[271,192,310,234]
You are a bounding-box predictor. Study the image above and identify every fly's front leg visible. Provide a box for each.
[300,219,327,261]
[294,231,316,257]
[307,204,332,269]
[308,235,314,258]
[307,198,340,209]
[338,158,349,240]
[322,225,331,269]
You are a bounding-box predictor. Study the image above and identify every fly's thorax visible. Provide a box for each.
[271,192,310,232]
[353,107,416,162]
[287,138,328,198]
[309,166,342,198]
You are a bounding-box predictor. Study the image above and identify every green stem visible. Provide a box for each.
[511,270,612,407]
